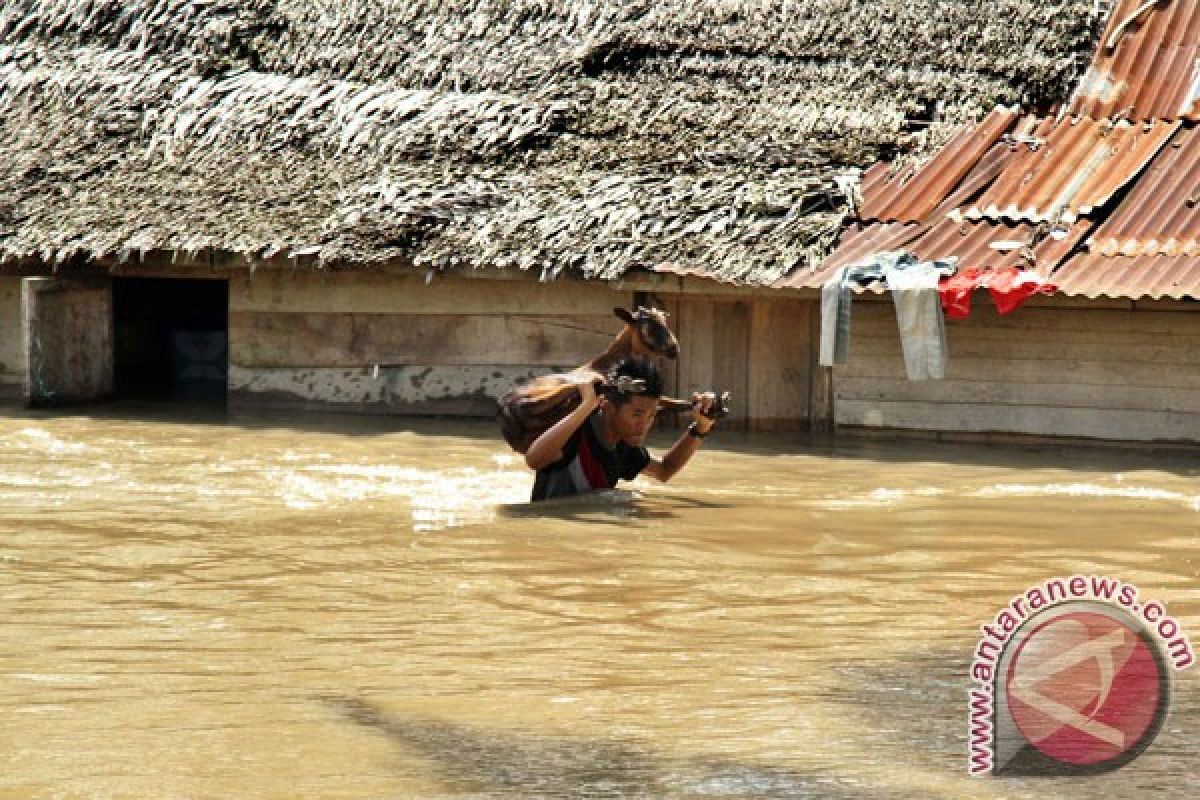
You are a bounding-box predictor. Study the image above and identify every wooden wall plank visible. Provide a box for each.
[615,272,813,299]
[748,299,811,427]
[836,400,1200,443]
[712,300,750,424]
[230,271,629,316]
[840,354,1200,389]
[1134,299,1200,312]
[849,333,1200,364]
[852,320,1200,350]
[808,296,834,432]
[833,301,1200,442]
[1022,295,1135,310]
[849,303,1200,336]
[229,312,618,368]
[676,297,715,403]
[837,377,1200,414]
[748,301,770,425]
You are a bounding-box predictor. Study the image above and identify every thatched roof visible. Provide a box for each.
[0,1,1100,285]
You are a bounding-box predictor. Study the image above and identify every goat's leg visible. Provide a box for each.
[657,392,732,419]
[657,396,692,413]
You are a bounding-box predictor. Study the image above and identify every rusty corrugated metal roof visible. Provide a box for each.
[798,1,1200,301]
[1089,124,1200,255]
[858,107,1018,222]
[777,215,1090,289]
[908,218,1076,277]
[791,220,922,284]
[776,132,1040,289]
[1052,253,1200,298]
[963,116,1179,223]
[1068,0,1200,122]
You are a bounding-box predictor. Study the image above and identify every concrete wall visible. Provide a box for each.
[22,278,113,406]
[834,294,1200,444]
[0,277,25,397]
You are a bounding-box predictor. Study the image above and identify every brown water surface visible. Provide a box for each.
[0,405,1197,798]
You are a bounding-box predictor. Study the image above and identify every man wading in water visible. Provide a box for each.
[524,357,718,502]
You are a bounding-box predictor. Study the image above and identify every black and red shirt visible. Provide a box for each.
[530,410,651,502]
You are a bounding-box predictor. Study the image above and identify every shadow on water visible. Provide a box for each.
[838,648,1196,795]
[496,491,733,527]
[321,694,918,799]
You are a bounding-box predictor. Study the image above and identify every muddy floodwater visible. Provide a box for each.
[0,404,1197,798]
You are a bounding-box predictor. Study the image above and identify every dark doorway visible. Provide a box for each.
[112,278,228,402]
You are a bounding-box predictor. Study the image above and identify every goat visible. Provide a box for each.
[498,306,681,454]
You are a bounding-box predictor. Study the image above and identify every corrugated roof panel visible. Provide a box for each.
[791,129,1035,290]
[1052,253,1200,298]
[858,107,1018,222]
[1068,0,1200,122]
[964,117,1179,223]
[824,221,926,272]
[1089,124,1200,255]
[934,138,1022,212]
[778,216,1089,289]
[910,218,1043,272]
[776,221,923,288]
[910,218,1091,278]
[1035,217,1097,269]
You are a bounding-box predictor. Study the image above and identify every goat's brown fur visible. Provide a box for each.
[498,307,678,454]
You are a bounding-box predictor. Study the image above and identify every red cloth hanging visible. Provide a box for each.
[986,267,1058,314]
[939,267,986,319]
[938,267,1057,318]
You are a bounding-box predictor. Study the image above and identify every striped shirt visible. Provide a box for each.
[530,410,651,502]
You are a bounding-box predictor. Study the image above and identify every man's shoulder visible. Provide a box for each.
[537,411,595,472]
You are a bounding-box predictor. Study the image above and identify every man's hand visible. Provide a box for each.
[525,370,603,471]
[644,390,718,483]
[691,391,718,434]
[574,370,602,410]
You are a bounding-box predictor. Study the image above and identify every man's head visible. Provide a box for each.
[600,357,662,446]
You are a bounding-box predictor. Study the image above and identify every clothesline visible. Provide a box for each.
[818,250,1057,381]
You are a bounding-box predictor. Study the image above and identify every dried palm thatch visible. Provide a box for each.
[0,1,1100,284]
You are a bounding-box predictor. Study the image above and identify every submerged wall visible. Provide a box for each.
[226,269,817,430]
[227,270,623,416]
[834,295,1200,444]
[7,262,1198,446]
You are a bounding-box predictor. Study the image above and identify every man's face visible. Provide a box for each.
[607,395,659,446]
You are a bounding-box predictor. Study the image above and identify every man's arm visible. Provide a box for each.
[524,376,600,471]
[642,392,717,483]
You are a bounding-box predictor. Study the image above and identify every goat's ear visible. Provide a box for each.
[613,307,636,325]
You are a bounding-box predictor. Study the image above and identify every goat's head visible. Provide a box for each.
[614,306,679,360]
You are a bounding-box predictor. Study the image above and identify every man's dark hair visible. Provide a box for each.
[605,357,663,405]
